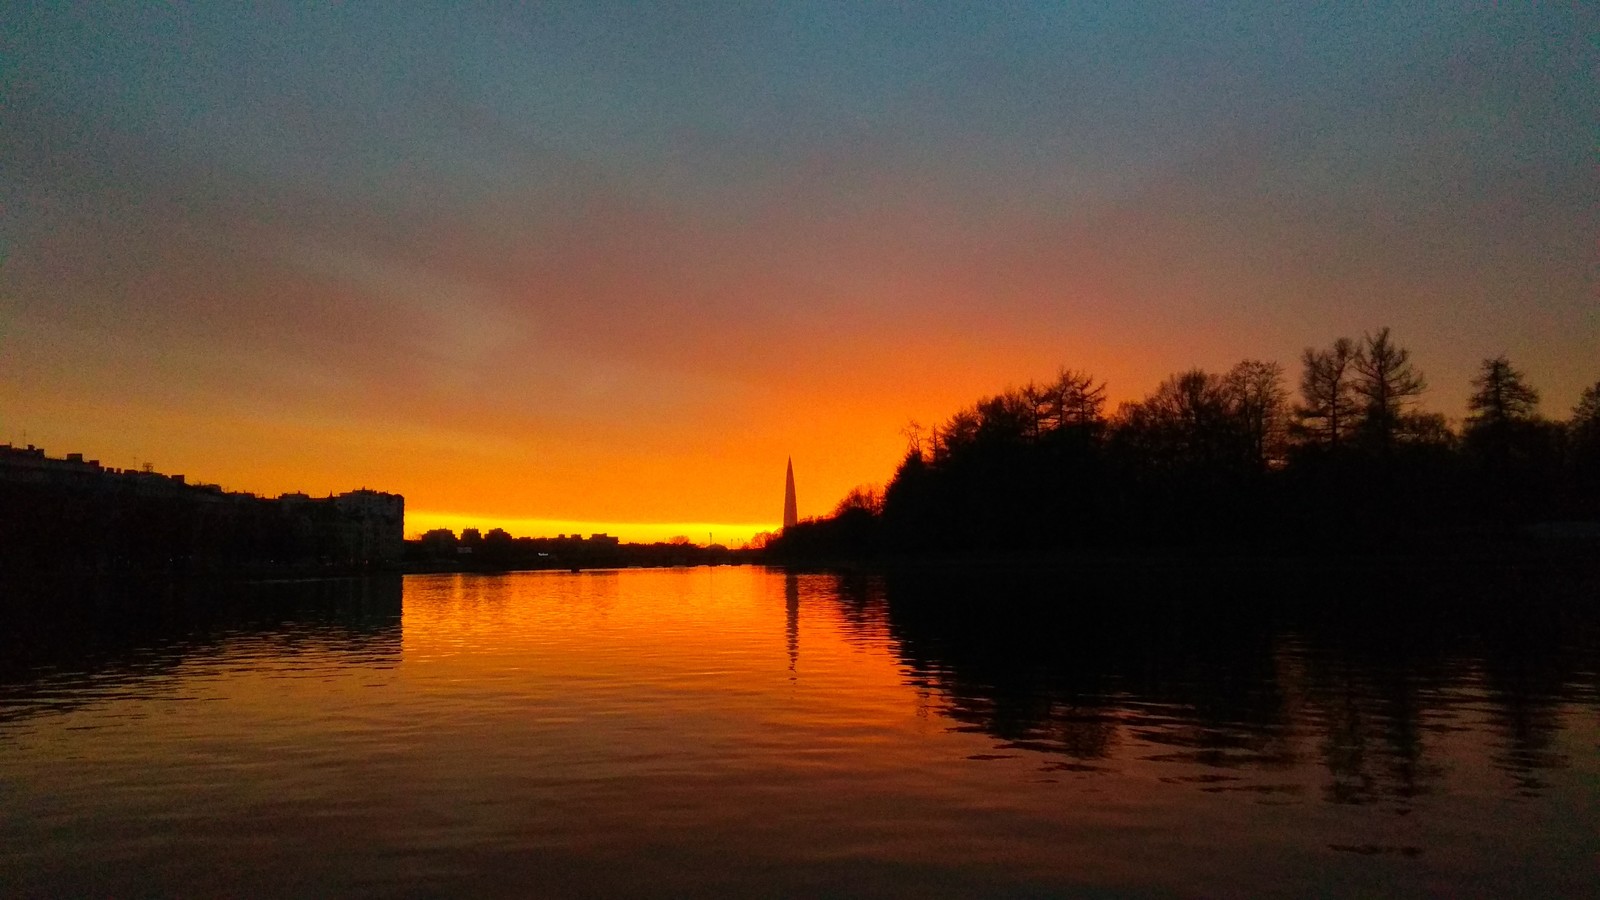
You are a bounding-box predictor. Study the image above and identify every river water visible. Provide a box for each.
[2,564,1596,897]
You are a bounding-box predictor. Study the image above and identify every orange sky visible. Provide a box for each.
[3,5,1595,543]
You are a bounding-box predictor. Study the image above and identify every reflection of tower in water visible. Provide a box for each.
[785,573,799,678]
[783,458,798,530]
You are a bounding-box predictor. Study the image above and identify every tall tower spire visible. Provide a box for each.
[783,457,798,530]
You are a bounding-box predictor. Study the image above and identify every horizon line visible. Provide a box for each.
[406,510,780,546]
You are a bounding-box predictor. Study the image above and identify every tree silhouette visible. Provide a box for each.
[1452,357,1554,524]
[1568,380,1600,514]
[1111,362,1287,475]
[900,420,925,459]
[1295,338,1362,450]
[1574,382,1600,428]
[1352,327,1427,452]
[1467,356,1540,429]
[1047,368,1109,431]
[1399,412,1456,449]
[1225,360,1289,470]
[1113,369,1246,474]
[933,407,980,463]
[834,485,883,517]
[1569,381,1600,456]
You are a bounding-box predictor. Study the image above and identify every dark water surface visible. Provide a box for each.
[2,564,1597,897]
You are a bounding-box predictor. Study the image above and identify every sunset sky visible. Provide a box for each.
[3,4,1594,543]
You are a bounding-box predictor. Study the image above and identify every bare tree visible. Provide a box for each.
[1115,369,1243,471]
[1052,368,1108,429]
[900,419,925,460]
[1019,381,1050,440]
[1224,359,1288,469]
[1295,337,1361,449]
[1352,327,1426,451]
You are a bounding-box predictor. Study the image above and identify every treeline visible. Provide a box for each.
[772,328,1600,560]
[405,528,753,571]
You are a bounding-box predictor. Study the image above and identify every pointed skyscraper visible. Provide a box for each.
[783,457,798,530]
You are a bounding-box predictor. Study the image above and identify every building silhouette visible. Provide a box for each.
[0,443,404,574]
[784,458,798,530]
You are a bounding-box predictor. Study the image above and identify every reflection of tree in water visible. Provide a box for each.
[1488,692,1567,797]
[1477,597,1591,796]
[1307,661,1452,807]
[822,572,893,646]
[853,560,1599,805]
[878,566,1299,765]
[777,572,894,682]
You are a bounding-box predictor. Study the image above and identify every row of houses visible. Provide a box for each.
[0,444,403,574]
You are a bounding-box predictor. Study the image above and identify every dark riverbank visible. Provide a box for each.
[771,528,1600,580]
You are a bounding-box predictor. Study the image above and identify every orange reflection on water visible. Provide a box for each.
[391,567,1600,895]
[3,567,1596,897]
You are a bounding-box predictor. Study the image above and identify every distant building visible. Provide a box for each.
[0,443,405,572]
[784,457,798,530]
